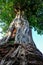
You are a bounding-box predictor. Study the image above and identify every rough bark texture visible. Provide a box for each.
[0,12,43,65]
[0,43,43,65]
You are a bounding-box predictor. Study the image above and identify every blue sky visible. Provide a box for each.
[32,28,43,53]
[0,28,43,53]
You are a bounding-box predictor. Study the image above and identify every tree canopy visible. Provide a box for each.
[0,0,43,34]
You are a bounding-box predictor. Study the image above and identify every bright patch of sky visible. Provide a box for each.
[32,28,43,53]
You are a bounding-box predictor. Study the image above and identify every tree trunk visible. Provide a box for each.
[0,11,43,65]
[0,43,43,65]
[0,11,35,47]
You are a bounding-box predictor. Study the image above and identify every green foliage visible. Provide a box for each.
[0,0,43,34]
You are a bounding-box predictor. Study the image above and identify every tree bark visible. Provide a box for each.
[0,11,43,65]
[0,43,43,65]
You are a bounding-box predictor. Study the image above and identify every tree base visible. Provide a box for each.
[0,43,43,65]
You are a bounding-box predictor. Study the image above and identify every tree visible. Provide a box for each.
[0,0,43,65]
[0,0,43,34]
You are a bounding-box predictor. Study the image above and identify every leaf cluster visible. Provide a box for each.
[0,0,43,34]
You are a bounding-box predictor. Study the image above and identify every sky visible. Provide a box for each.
[0,28,43,53]
[32,28,43,53]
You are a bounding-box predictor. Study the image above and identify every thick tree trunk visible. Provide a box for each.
[0,43,43,65]
[0,11,43,65]
[0,11,35,46]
